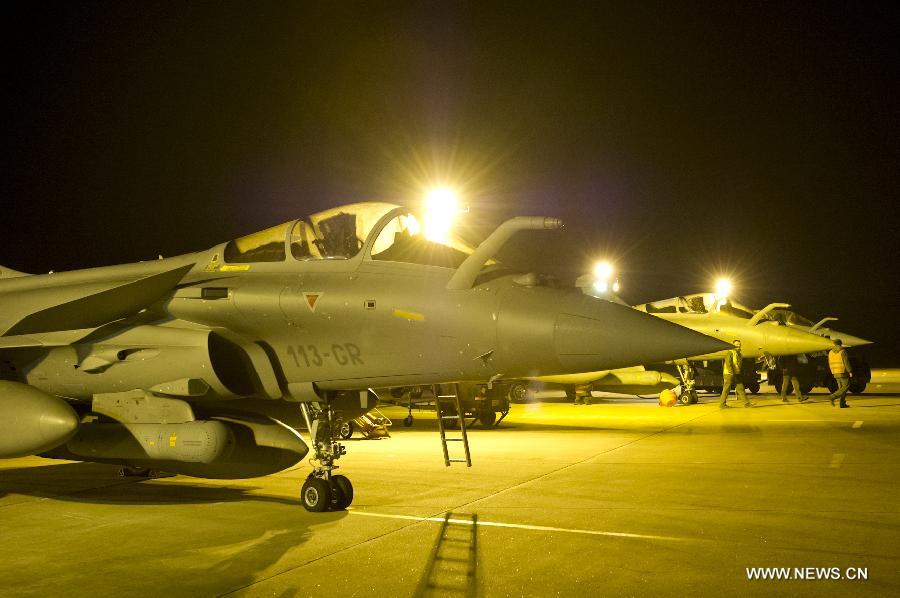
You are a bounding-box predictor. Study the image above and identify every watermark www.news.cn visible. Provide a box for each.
[746,567,868,581]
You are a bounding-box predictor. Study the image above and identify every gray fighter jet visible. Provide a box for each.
[0,201,728,511]
[629,293,836,402]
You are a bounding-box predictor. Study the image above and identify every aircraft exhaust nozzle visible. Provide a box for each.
[0,381,80,458]
[496,290,732,376]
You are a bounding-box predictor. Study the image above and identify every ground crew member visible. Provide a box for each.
[826,338,852,408]
[572,383,593,405]
[719,339,752,408]
[778,354,808,402]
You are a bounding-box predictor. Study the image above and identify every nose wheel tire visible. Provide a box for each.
[338,421,354,440]
[330,475,354,510]
[403,415,414,427]
[479,409,497,427]
[678,389,699,405]
[301,477,333,512]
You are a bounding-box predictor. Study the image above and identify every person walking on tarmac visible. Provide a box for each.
[572,383,593,405]
[826,338,853,408]
[778,354,808,403]
[719,339,752,408]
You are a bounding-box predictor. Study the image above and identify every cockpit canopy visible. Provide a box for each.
[222,201,484,269]
[768,309,814,327]
[635,293,761,320]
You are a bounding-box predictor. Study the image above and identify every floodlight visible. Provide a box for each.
[593,261,614,280]
[715,278,733,299]
[423,187,460,242]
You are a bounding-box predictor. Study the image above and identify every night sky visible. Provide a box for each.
[2,3,898,365]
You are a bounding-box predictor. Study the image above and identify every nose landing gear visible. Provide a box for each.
[299,401,354,512]
[677,363,699,405]
[301,473,353,512]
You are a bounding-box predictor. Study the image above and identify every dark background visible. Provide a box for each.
[2,3,898,365]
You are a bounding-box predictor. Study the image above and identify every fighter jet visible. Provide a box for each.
[629,291,836,403]
[632,293,835,359]
[0,200,729,511]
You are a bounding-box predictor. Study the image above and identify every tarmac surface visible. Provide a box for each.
[2,389,899,597]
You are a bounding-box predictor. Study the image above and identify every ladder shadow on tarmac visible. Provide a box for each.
[415,512,479,598]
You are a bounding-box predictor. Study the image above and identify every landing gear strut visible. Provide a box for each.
[402,386,423,427]
[299,401,354,512]
[676,363,699,405]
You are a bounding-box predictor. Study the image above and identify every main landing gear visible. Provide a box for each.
[299,402,354,512]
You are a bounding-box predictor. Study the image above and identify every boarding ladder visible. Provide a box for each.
[415,512,479,597]
[433,384,472,467]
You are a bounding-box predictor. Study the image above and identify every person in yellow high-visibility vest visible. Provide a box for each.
[826,338,853,408]
[719,339,753,408]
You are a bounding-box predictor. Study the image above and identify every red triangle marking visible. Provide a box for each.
[304,293,321,311]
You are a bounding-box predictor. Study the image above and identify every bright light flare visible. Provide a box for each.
[590,260,621,296]
[593,261,614,280]
[714,277,733,299]
[423,187,460,242]
[402,214,420,236]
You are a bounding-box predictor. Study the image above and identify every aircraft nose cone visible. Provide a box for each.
[768,327,836,355]
[554,300,732,371]
[828,332,873,347]
[496,289,731,377]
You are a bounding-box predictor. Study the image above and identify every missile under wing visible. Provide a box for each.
[0,201,728,510]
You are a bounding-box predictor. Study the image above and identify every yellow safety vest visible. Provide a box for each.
[828,349,848,375]
[723,349,741,375]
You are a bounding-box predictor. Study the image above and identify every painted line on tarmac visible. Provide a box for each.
[766,419,825,422]
[829,453,845,469]
[349,510,693,542]
[852,420,863,428]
